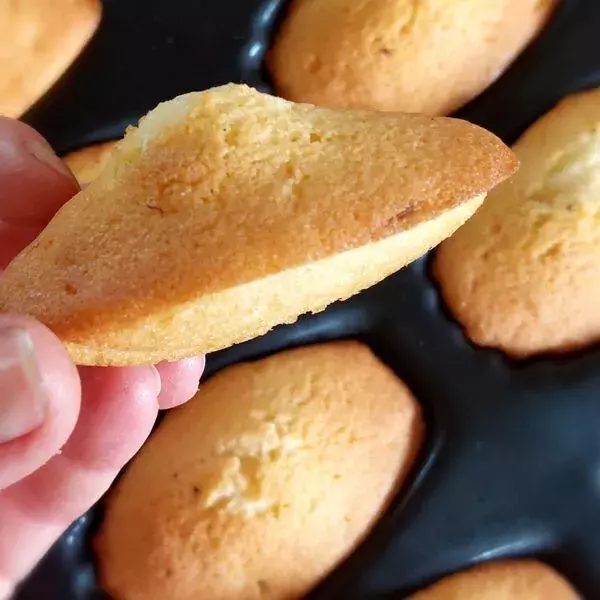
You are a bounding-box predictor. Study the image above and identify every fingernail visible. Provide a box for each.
[26,138,79,187]
[0,327,48,443]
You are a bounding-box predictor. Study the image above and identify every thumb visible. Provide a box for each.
[0,314,81,489]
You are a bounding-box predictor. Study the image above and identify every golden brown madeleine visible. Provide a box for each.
[434,87,600,358]
[63,140,117,186]
[0,0,101,118]
[268,0,557,115]
[0,84,517,366]
[409,560,581,599]
[95,341,424,600]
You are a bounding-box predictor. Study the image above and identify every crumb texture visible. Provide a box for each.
[95,341,424,600]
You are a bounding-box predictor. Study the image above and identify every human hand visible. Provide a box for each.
[0,117,206,598]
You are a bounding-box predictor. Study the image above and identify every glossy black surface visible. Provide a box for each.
[14,0,600,598]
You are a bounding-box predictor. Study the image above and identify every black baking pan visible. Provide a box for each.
[12,0,600,598]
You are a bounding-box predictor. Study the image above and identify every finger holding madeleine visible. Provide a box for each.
[0,84,517,367]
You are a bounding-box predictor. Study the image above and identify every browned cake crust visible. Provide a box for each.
[410,559,581,599]
[0,84,517,365]
[95,341,424,600]
[268,0,557,115]
[63,141,117,185]
[0,0,101,118]
[434,87,600,358]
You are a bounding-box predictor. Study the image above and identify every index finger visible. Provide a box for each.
[0,118,79,226]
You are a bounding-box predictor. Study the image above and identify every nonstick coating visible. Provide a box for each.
[13,0,600,598]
